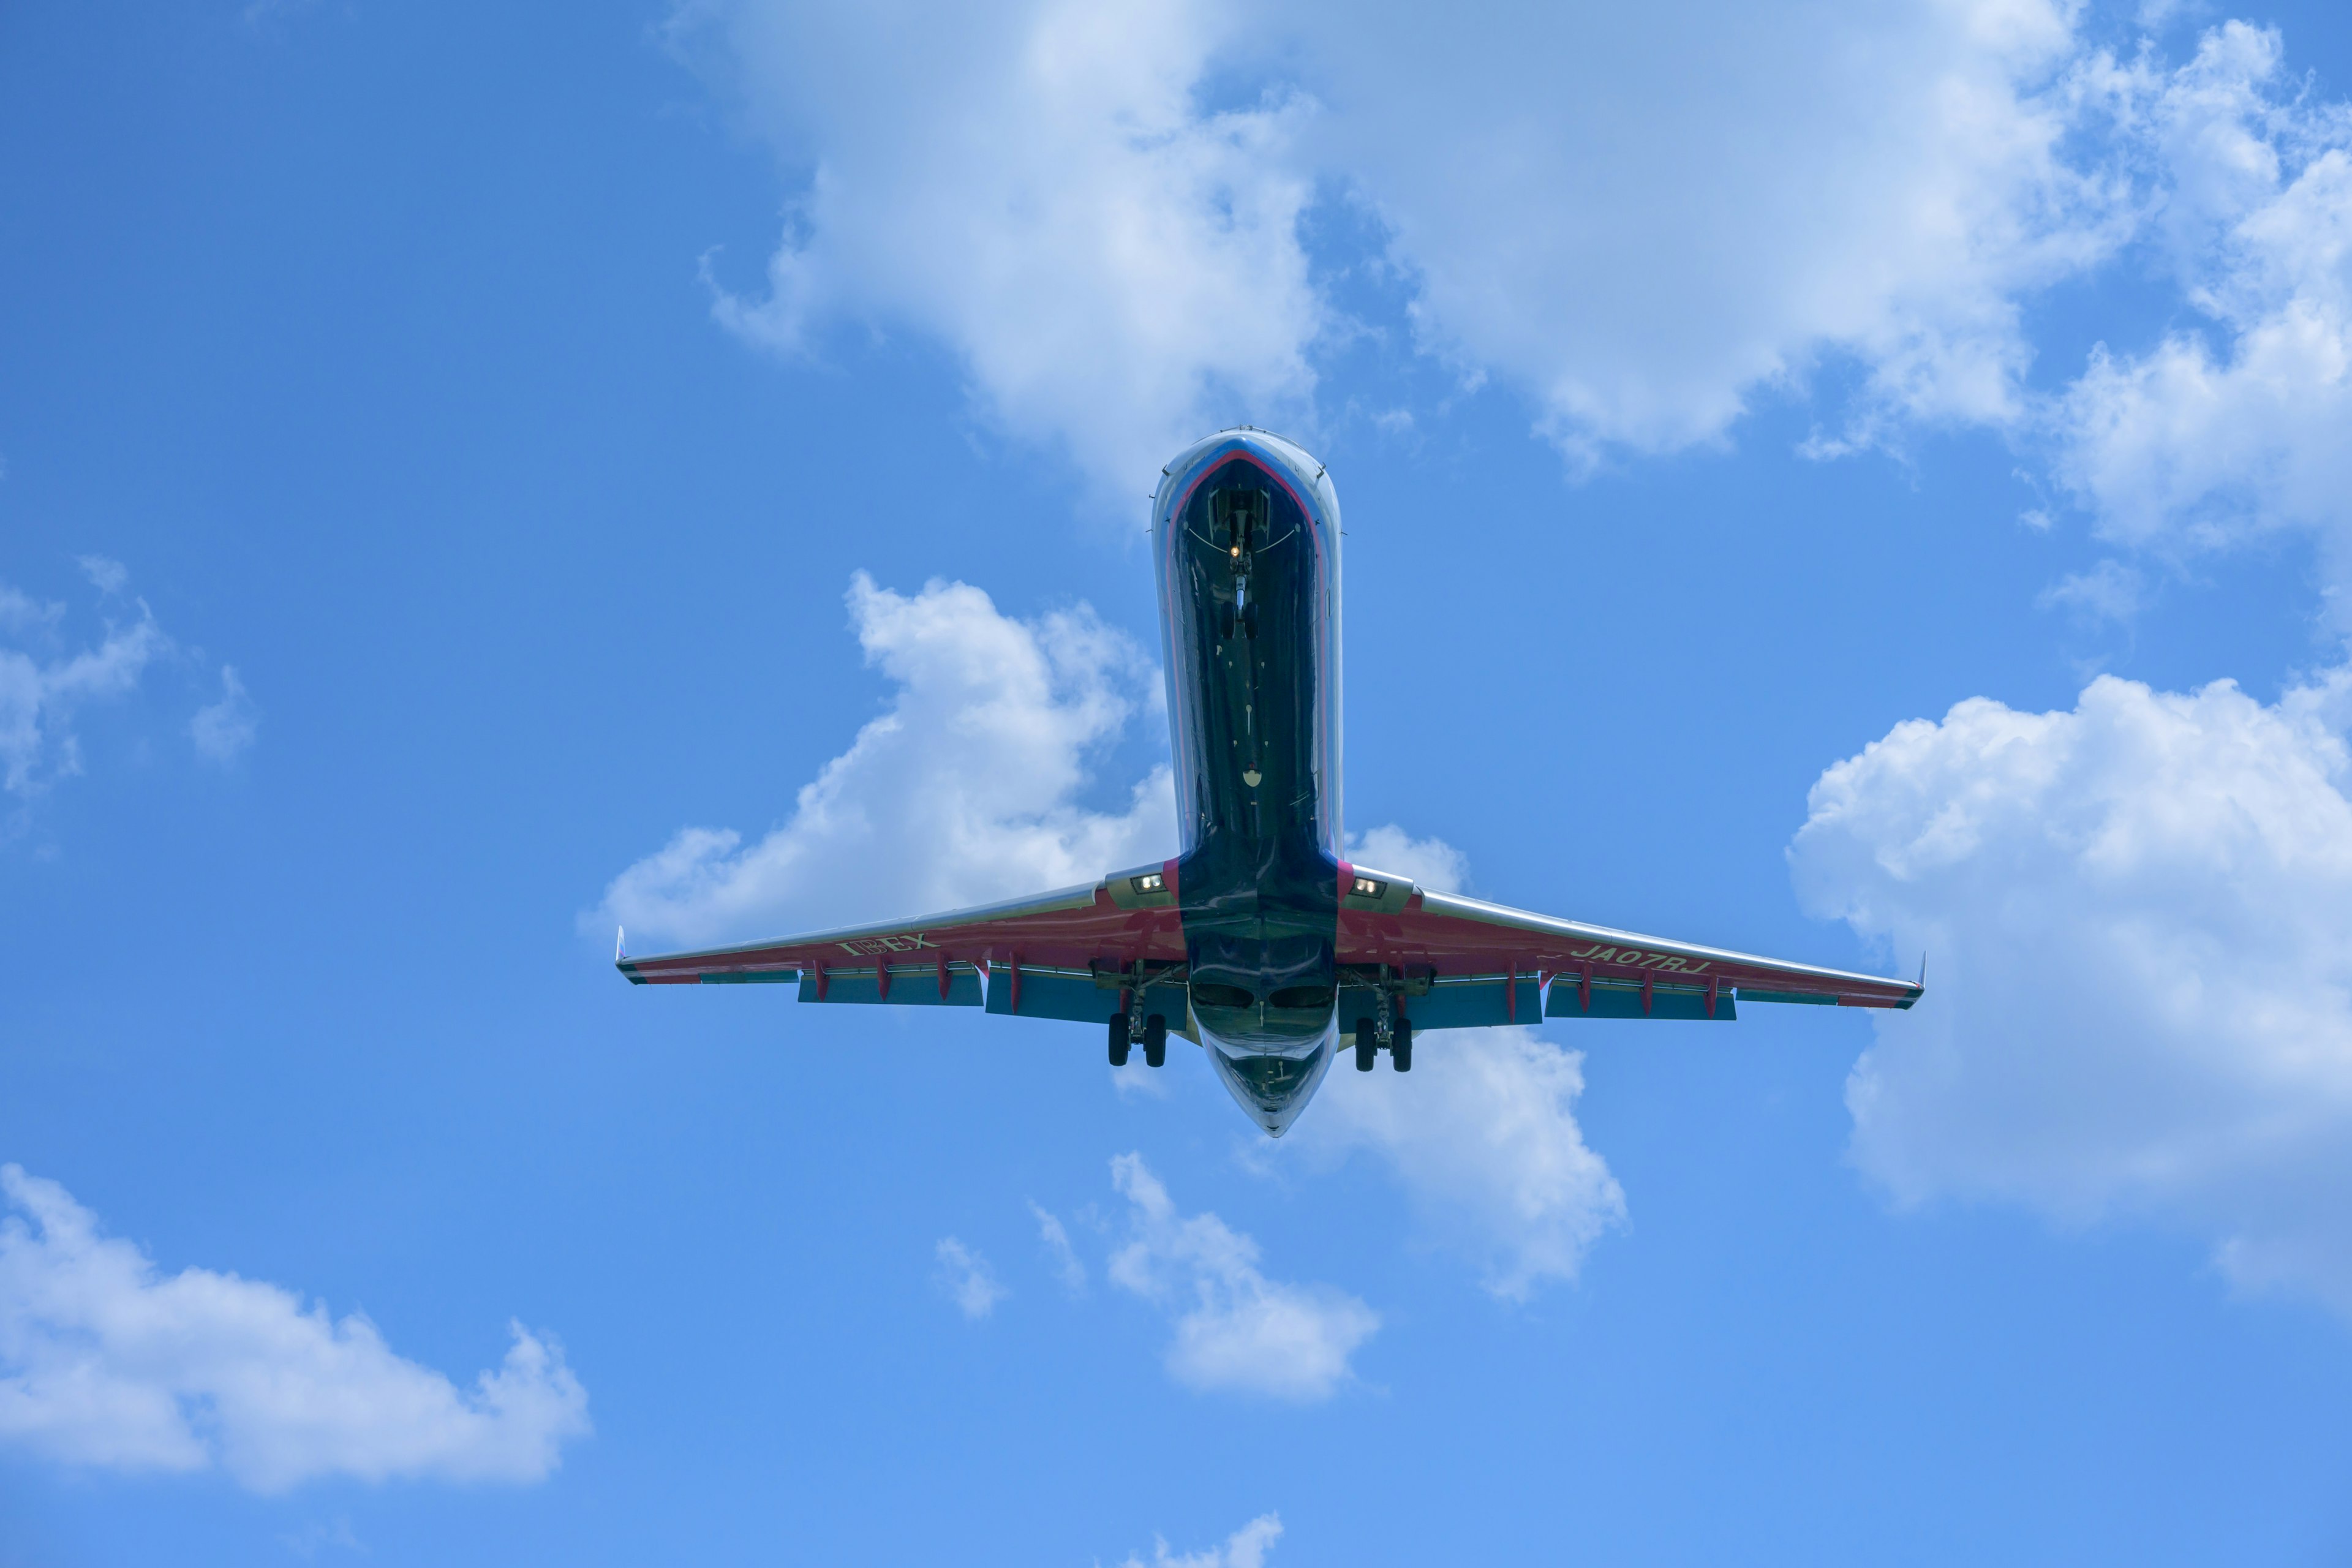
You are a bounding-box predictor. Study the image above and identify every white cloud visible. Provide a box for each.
[1106,1153,1375,1400]
[1114,1513,1283,1568]
[678,0,1322,499]
[0,1166,589,1491]
[684,0,2139,483]
[191,665,259,765]
[2037,559,2146,625]
[1110,1057,1174,1099]
[1302,0,2122,463]
[76,556,127,596]
[1296,1027,1627,1300]
[0,588,167,795]
[1788,668,2352,1311]
[2053,24,2352,614]
[933,1238,1008,1319]
[1343,823,1466,893]
[1029,1202,1086,1292]
[0,586,62,639]
[594,573,1175,949]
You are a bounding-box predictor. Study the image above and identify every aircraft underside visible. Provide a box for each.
[617,429,1923,1137]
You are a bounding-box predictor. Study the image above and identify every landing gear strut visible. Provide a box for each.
[1112,984,1169,1069]
[1357,996,1414,1072]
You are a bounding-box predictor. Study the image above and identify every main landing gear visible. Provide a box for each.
[1110,1011,1168,1068]
[1352,1016,1414,1072]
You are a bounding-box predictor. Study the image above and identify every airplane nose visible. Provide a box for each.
[1200,1025,1336,1138]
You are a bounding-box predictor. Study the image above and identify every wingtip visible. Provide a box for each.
[616,925,627,963]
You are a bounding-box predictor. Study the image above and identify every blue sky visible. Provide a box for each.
[7,0,2352,1561]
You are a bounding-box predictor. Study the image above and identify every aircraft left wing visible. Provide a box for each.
[1334,861,1920,1028]
[616,862,1188,1023]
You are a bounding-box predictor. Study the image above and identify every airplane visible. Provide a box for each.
[618,428,1922,1136]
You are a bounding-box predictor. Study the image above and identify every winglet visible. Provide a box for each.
[1918,952,1928,987]
[616,926,627,963]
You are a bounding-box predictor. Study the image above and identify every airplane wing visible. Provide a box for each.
[615,862,1188,1024]
[1334,861,1920,1030]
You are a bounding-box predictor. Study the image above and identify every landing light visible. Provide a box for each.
[1351,876,1384,898]
[1132,872,1166,893]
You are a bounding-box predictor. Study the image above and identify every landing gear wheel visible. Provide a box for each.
[1241,605,1258,640]
[1392,1018,1414,1072]
[1108,1013,1131,1068]
[1219,603,1235,640]
[1354,1019,1377,1072]
[1143,1014,1168,1068]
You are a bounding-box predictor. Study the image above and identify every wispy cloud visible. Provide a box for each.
[0,563,257,798]
[1113,1513,1283,1568]
[0,590,168,796]
[2037,559,2146,626]
[75,556,127,595]
[933,1238,1007,1319]
[0,1166,589,1491]
[1106,1154,1376,1401]
[1030,1202,1086,1293]
[191,665,260,764]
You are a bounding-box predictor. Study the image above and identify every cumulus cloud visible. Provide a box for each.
[594,573,1175,948]
[933,1238,1008,1319]
[1114,1513,1283,1568]
[677,0,1321,497]
[1297,1027,1627,1300]
[684,0,2154,484]
[0,585,167,795]
[1343,823,1466,892]
[1106,1153,1375,1400]
[190,665,260,764]
[2053,23,2352,614]
[0,1166,589,1491]
[1789,669,2352,1311]
[1306,0,2124,462]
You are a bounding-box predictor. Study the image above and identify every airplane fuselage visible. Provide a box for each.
[619,429,1926,1136]
[1152,430,1347,1132]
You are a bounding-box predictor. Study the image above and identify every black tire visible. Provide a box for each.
[1143,1014,1168,1068]
[1108,1013,1131,1068]
[1219,603,1235,640]
[1392,1018,1414,1072]
[1354,1019,1376,1072]
[1241,605,1258,640]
